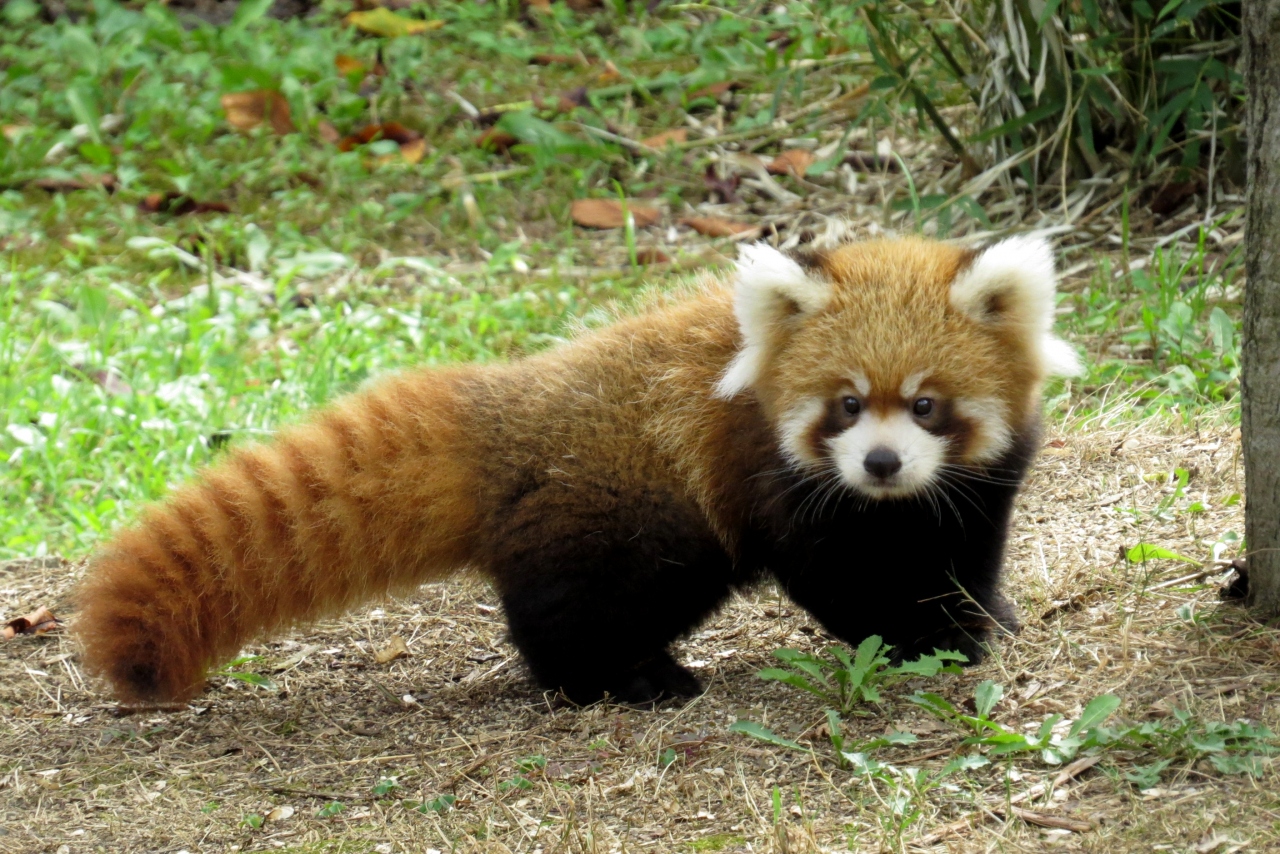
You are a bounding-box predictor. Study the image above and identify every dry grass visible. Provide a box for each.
[2,410,1276,854]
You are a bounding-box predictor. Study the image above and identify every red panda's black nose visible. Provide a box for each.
[864,448,902,479]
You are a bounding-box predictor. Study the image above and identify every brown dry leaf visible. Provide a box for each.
[374,635,410,664]
[220,90,296,135]
[265,805,295,822]
[396,137,427,165]
[335,53,387,79]
[571,198,660,229]
[344,8,443,37]
[530,54,579,66]
[3,124,32,143]
[688,80,738,101]
[640,129,687,149]
[703,164,741,203]
[633,248,671,265]
[680,216,760,239]
[766,149,817,179]
[139,193,231,216]
[525,0,552,10]
[477,128,519,153]
[1149,180,1202,217]
[339,122,426,164]
[335,54,365,75]
[596,60,622,85]
[3,606,61,640]
[72,363,133,396]
[31,173,116,193]
[317,120,342,145]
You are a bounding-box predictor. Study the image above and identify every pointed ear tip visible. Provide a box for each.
[998,233,1056,264]
[1045,338,1084,376]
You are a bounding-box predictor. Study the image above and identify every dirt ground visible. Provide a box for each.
[3,415,1277,854]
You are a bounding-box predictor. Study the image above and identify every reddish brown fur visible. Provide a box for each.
[76,238,1054,704]
[763,239,1041,450]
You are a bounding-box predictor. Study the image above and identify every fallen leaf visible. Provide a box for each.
[843,150,898,172]
[766,149,817,179]
[3,606,61,640]
[265,805,295,822]
[338,122,426,164]
[633,248,670,265]
[640,129,687,149]
[397,138,427,164]
[335,53,387,81]
[571,198,660,229]
[344,8,443,38]
[335,54,366,75]
[477,128,519,153]
[703,164,740,203]
[525,0,552,10]
[220,90,296,135]
[317,120,342,145]
[530,54,579,66]
[72,363,133,395]
[1149,180,1201,217]
[138,193,231,216]
[375,635,410,664]
[680,216,760,239]
[533,86,588,115]
[596,60,622,85]
[31,173,116,193]
[2,124,32,143]
[687,80,739,101]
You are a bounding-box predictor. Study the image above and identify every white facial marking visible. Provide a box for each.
[954,397,1013,463]
[852,373,871,398]
[828,410,947,499]
[899,372,925,400]
[777,397,827,467]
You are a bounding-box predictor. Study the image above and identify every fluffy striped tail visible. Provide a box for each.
[75,370,480,703]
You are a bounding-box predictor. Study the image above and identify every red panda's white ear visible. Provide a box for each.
[715,243,832,398]
[949,235,1082,377]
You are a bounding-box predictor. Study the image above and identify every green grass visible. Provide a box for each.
[0,0,1245,559]
[1057,219,1243,415]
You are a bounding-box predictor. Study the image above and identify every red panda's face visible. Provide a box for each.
[716,237,1081,500]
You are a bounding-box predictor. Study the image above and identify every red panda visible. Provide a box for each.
[75,235,1079,706]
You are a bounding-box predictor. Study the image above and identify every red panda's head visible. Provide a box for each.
[715,236,1080,499]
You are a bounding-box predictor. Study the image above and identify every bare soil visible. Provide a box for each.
[3,416,1276,854]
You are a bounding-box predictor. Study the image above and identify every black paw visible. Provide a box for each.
[553,653,703,707]
[612,654,703,706]
[896,622,1000,666]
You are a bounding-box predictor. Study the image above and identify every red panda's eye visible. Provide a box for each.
[913,397,935,417]
[842,396,861,417]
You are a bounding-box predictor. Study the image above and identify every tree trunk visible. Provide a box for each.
[1242,0,1280,615]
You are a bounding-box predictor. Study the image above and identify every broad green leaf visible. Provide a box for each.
[1070,694,1122,738]
[230,0,273,29]
[1210,753,1264,776]
[909,692,956,716]
[345,8,444,38]
[65,84,102,145]
[1126,543,1198,564]
[974,680,1003,718]
[729,720,806,752]
[756,668,827,699]
[939,754,990,776]
[226,671,275,690]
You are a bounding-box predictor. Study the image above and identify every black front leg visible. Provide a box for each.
[778,563,1013,665]
[765,475,1023,665]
